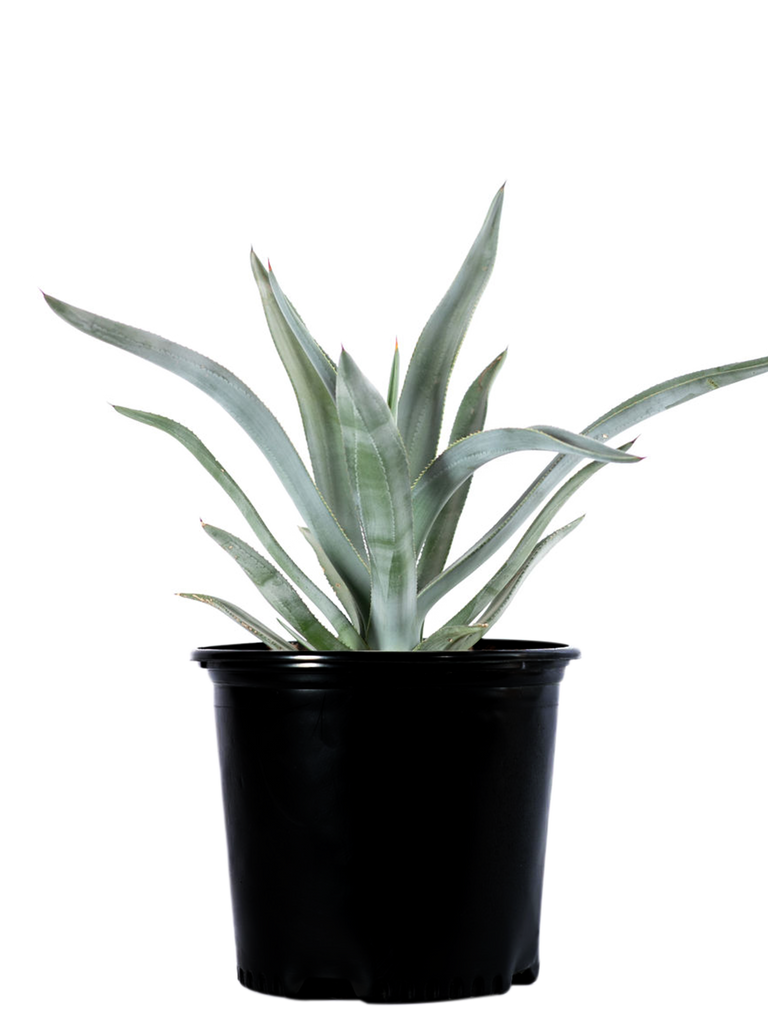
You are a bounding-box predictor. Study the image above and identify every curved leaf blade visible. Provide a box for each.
[250,254,364,552]
[198,524,354,651]
[44,293,371,620]
[337,349,418,649]
[398,185,505,480]
[418,353,768,618]
[299,526,365,634]
[178,593,294,650]
[423,509,593,647]
[583,356,768,439]
[412,425,640,555]
[482,516,585,627]
[417,436,647,618]
[112,406,365,649]
[417,348,507,588]
[263,257,338,396]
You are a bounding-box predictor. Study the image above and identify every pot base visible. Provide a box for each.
[236,960,539,1002]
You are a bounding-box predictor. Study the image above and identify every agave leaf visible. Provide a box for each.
[398,185,505,481]
[387,340,400,416]
[44,293,372,620]
[264,258,338,397]
[482,517,585,626]
[417,436,638,626]
[479,507,593,626]
[583,356,768,439]
[415,618,493,651]
[299,526,364,634]
[111,406,365,650]
[411,425,640,555]
[417,348,507,588]
[418,353,768,617]
[203,522,351,651]
[177,592,294,650]
[468,509,589,638]
[250,254,364,552]
[428,509,589,647]
[336,349,419,649]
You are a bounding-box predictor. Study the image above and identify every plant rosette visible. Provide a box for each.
[34,175,768,651]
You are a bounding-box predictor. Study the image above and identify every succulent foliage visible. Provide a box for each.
[37,178,768,647]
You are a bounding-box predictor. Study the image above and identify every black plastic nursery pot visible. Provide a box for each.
[192,639,580,1003]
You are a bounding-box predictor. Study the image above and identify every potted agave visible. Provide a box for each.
[45,186,768,1003]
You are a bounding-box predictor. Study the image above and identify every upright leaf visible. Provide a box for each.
[250,254,364,552]
[336,349,419,649]
[397,178,512,485]
[417,339,514,589]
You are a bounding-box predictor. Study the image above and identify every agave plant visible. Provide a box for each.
[44,187,768,651]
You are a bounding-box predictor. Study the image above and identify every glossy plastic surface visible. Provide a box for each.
[194,640,580,1002]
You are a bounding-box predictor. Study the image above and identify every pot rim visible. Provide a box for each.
[192,638,581,674]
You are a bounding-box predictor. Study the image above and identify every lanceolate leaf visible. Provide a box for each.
[417,436,638,626]
[398,185,505,481]
[265,259,338,397]
[583,356,768,439]
[177,593,294,651]
[44,293,372,620]
[418,354,768,618]
[428,509,589,651]
[112,406,365,650]
[299,527,364,634]
[411,425,640,554]
[483,517,584,626]
[387,340,400,416]
[336,349,419,650]
[203,523,351,651]
[250,254,364,552]
[417,348,507,588]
